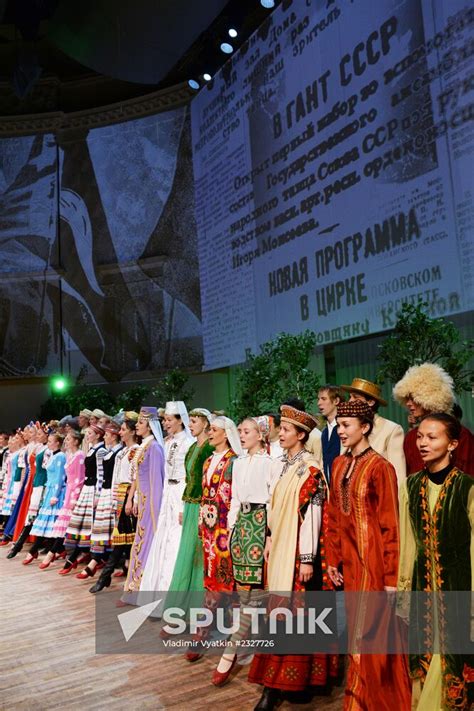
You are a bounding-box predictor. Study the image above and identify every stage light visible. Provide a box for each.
[260,0,275,7]
[220,42,233,54]
[51,376,68,394]
[188,79,200,90]
[228,28,238,38]
[203,73,212,81]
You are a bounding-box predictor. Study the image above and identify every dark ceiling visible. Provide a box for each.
[0,0,279,115]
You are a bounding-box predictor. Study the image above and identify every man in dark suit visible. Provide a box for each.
[307,385,345,483]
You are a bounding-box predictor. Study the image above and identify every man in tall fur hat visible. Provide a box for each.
[393,362,474,476]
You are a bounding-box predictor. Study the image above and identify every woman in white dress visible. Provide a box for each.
[139,401,194,596]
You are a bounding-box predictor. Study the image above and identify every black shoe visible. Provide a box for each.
[254,687,281,711]
[89,577,111,594]
[6,548,19,559]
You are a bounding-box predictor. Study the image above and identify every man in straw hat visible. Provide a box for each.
[341,377,406,487]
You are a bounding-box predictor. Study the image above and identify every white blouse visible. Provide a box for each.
[205,449,229,486]
[269,440,284,459]
[228,452,283,530]
[165,429,194,482]
[112,444,139,486]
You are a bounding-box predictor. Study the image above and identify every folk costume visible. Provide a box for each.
[393,363,474,477]
[140,401,194,594]
[228,417,283,587]
[90,427,124,556]
[111,443,139,549]
[326,400,411,711]
[51,449,86,539]
[4,439,38,541]
[1,449,21,519]
[27,445,49,521]
[398,464,474,709]
[90,435,140,593]
[166,408,214,614]
[6,443,48,558]
[64,429,107,551]
[30,449,67,536]
[12,439,40,543]
[124,407,165,594]
[249,406,337,696]
[199,416,242,593]
[341,378,407,487]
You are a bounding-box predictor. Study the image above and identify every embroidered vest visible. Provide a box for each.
[406,468,474,709]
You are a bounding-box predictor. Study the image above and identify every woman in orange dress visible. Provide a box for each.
[327,399,411,710]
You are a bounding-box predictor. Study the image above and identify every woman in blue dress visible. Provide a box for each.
[23,433,67,565]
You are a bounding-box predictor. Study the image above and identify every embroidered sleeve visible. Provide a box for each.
[298,472,323,562]
[326,459,343,568]
[227,463,241,530]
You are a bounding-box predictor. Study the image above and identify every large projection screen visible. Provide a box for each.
[191,0,474,370]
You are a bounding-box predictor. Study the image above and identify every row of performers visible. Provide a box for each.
[1,391,473,710]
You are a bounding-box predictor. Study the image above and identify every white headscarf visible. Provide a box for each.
[150,419,165,449]
[165,401,192,437]
[212,416,243,456]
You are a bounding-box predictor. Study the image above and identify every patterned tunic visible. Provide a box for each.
[199,449,237,592]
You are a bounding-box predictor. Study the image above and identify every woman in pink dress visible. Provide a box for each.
[38,431,86,569]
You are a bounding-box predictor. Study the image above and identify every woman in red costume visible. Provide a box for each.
[327,399,411,710]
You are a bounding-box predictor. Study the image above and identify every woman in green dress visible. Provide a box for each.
[164,408,214,616]
[398,412,474,710]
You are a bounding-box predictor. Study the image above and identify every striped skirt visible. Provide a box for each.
[51,496,80,539]
[112,483,136,546]
[64,484,95,547]
[90,488,114,553]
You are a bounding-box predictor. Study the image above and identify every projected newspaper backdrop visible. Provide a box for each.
[191,0,474,370]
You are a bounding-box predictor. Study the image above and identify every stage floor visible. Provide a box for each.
[0,546,344,710]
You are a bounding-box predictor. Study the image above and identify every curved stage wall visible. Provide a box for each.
[0,105,202,382]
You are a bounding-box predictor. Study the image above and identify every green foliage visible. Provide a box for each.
[377,303,474,392]
[38,386,116,421]
[151,368,195,405]
[116,385,150,412]
[230,331,321,422]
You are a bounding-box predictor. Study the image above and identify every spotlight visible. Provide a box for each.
[203,73,212,81]
[228,28,238,38]
[220,42,234,54]
[188,79,200,90]
[260,0,275,7]
[51,376,68,394]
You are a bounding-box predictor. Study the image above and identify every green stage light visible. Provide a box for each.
[51,376,68,394]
